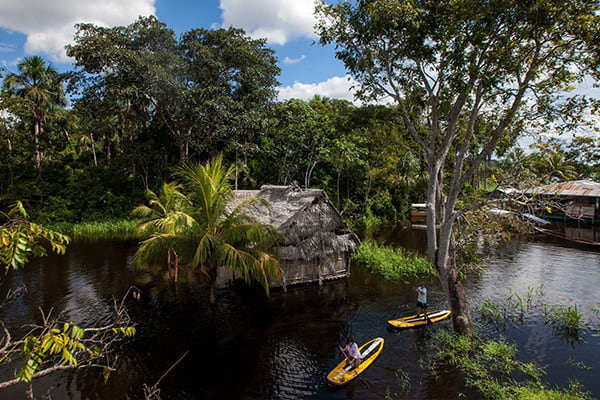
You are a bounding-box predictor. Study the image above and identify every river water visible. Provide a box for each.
[1,227,599,399]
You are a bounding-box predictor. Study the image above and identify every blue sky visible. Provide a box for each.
[0,0,355,102]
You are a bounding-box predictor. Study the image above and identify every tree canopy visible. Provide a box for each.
[316,0,600,334]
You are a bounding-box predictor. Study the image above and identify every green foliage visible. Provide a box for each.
[45,219,140,241]
[133,156,285,300]
[346,201,383,234]
[353,239,434,281]
[1,201,70,272]
[111,327,137,337]
[428,330,592,400]
[512,381,593,400]
[543,305,585,342]
[479,286,543,327]
[17,322,87,382]
[478,286,584,345]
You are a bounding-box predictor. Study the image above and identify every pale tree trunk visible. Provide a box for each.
[336,166,342,209]
[426,169,473,336]
[33,119,41,174]
[235,149,239,190]
[6,137,13,187]
[304,160,318,188]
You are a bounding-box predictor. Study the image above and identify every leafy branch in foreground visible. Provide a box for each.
[1,201,70,273]
[0,287,138,390]
[1,201,136,396]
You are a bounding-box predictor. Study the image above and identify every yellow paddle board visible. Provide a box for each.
[387,310,451,329]
[326,337,384,386]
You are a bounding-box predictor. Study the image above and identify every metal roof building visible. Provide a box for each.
[526,180,600,197]
[526,180,600,223]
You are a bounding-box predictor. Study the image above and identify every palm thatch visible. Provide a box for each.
[222,185,360,289]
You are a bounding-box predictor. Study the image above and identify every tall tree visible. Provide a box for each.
[67,17,280,168]
[316,0,600,334]
[3,56,66,174]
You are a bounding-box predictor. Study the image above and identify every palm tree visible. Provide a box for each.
[3,56,66,173]
[133,156,283,303]
[132,182,193,283]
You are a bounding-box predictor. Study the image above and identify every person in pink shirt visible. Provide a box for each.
[339,337,362,368]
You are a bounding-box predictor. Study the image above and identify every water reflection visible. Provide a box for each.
[0,229,599,399]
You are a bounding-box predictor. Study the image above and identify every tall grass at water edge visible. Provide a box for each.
[353,239,435,281]
[45,219,140,241]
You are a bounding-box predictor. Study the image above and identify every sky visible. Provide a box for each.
[0,0,599,140]
[0,0,358,103]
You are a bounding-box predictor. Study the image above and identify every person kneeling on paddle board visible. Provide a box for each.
[415,283,432,324]
[339,338,362,369]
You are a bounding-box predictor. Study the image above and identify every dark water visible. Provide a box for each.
[1,229,599,399]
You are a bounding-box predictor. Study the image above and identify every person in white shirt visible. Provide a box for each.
[339,338,362,368]
[415,283,431,323]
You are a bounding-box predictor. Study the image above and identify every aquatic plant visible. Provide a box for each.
[384,367,411,399]
[353,239,435,281]
[428,330,592,400]
[478,285,548,328]
[512,380,592,400]
[45,219,140,241]
[478,285,586,347]
[543,304,585,345]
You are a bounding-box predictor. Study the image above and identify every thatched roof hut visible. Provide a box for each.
[218,185,360,289]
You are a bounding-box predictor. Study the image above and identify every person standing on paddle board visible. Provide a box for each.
[339,338,362,369]
[415,283,431,323]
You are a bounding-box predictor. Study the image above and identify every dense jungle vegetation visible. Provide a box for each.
[0,16,598,231]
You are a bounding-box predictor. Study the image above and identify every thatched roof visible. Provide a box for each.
[231,185,359,261]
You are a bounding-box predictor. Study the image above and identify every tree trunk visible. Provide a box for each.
[33,119,41,174]
[235,149,239,190]
[90,132,97,167]
[104,135,111,161]
[185,136,189,160]
[427,170,473,336]
[174,254,179,284]
[209,279,216,305]
[178,130,186,163]
[167,248,172,281]
[336,167,341,209]
[6,137,13,187]
[439,240,473,335]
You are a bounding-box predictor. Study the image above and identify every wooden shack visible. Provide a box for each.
[216,185,360,290]
[526,180,600,224]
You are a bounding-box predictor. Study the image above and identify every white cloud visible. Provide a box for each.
[277,75,395,105]
[1,57,23,68]
[0,42,17,52]
[219,0,317,45]
[278,75,358,103]
[283,54,306,65]
[0,0,156,62]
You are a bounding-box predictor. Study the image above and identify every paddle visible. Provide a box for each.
[340,347,370,389]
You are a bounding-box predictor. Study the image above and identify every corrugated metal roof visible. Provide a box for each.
[527,180,600,197]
